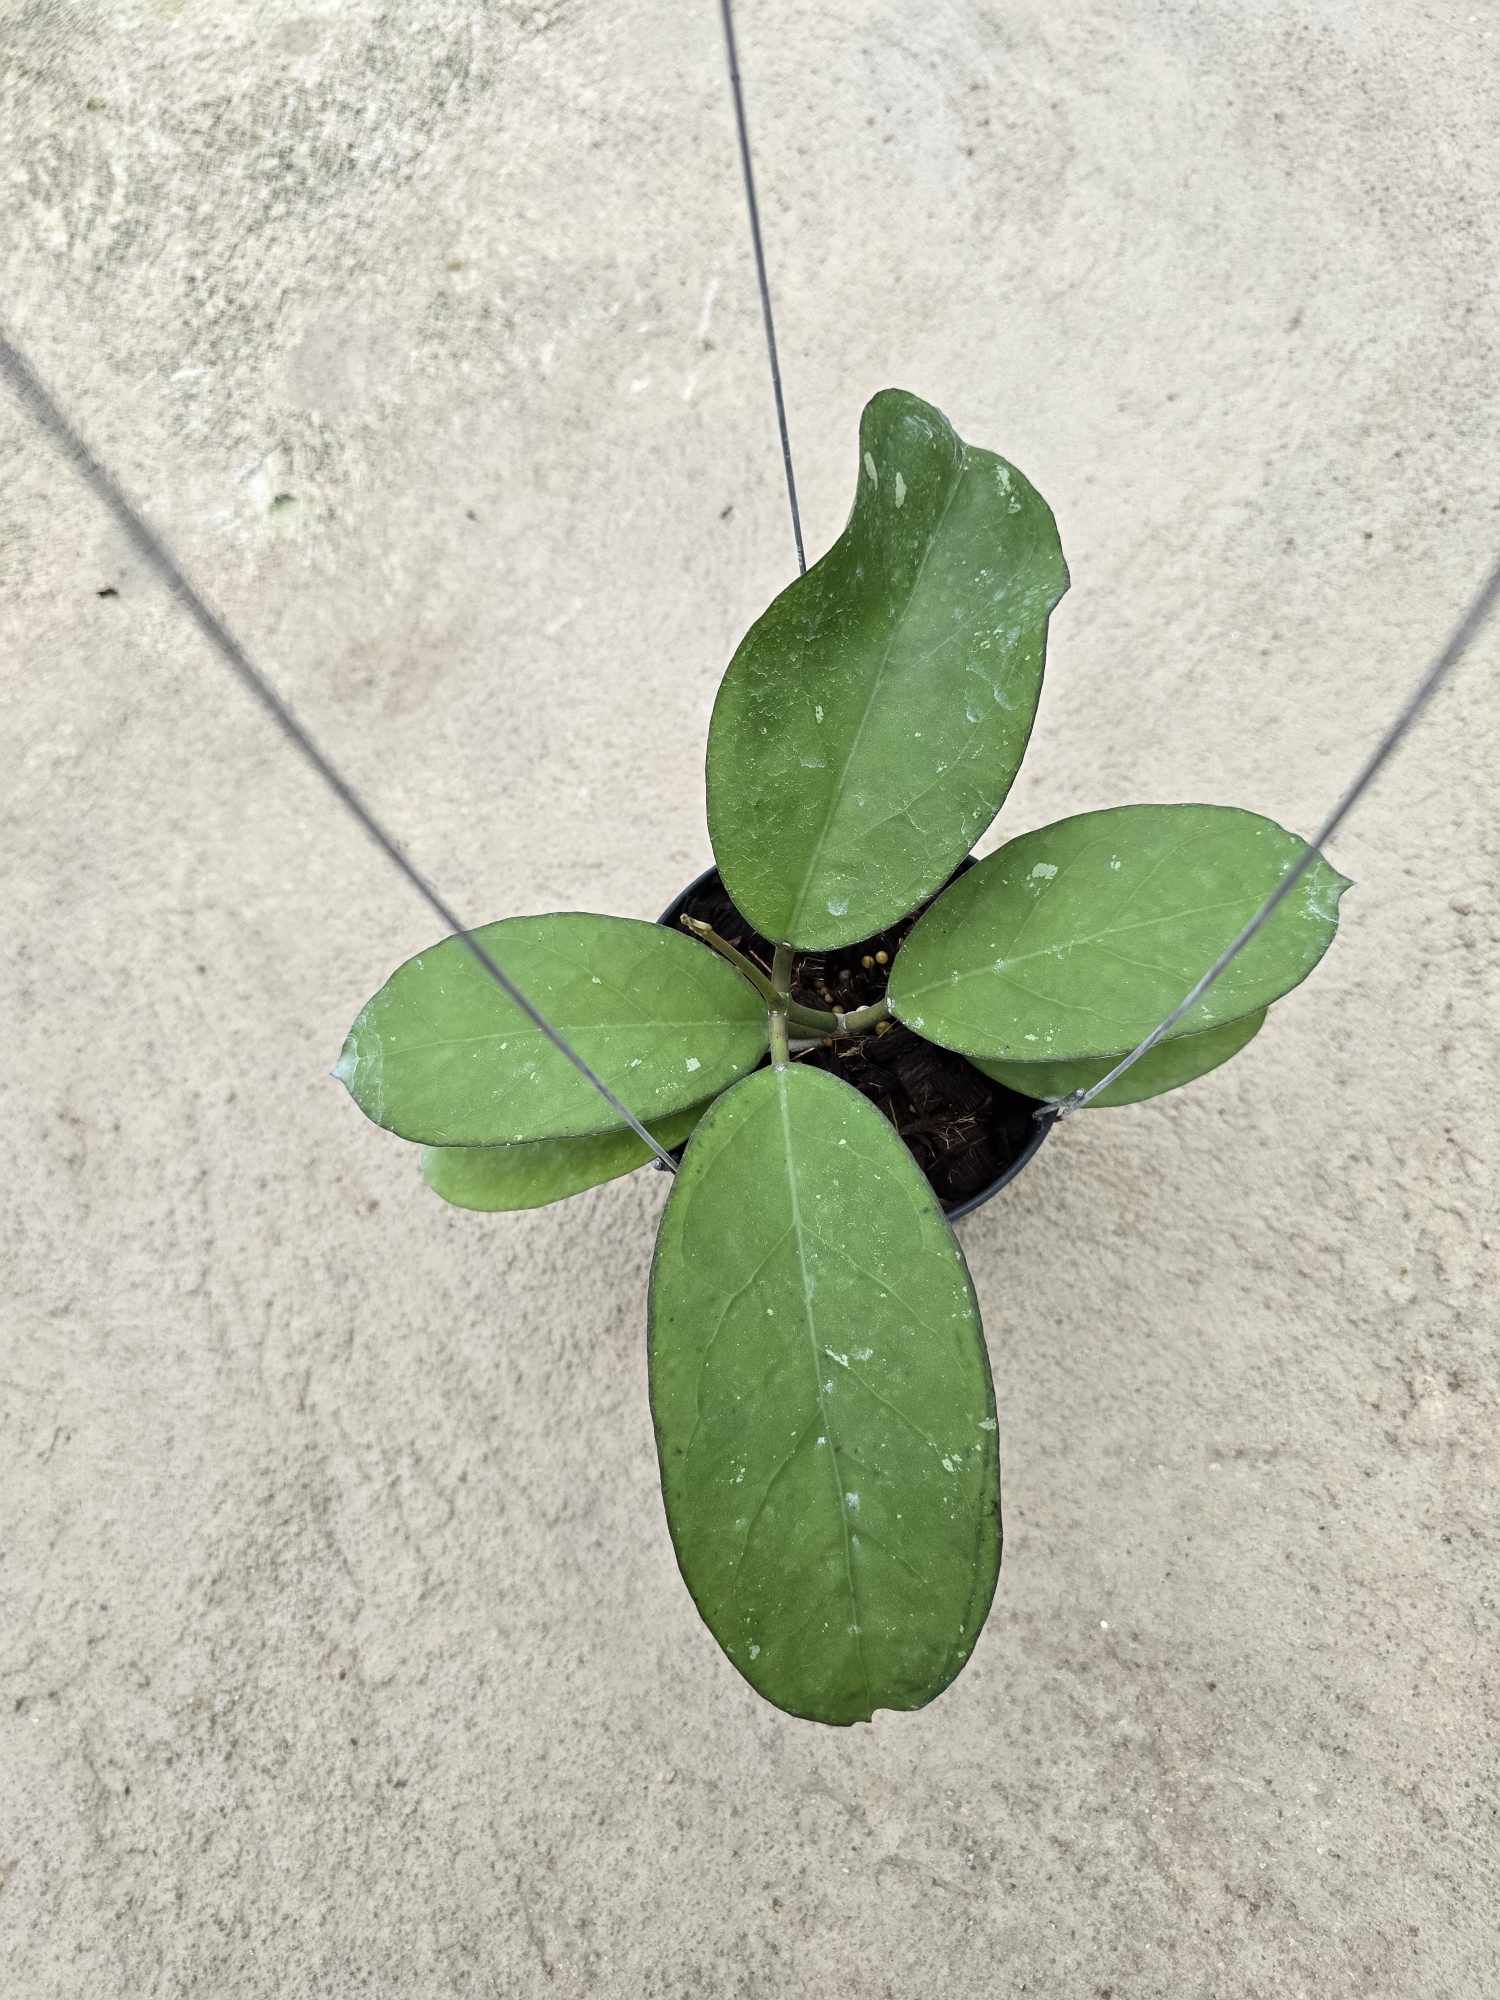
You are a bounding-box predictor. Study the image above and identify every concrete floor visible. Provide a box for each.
[3,2,1497,1993]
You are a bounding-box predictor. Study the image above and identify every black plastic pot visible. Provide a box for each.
[656,863,1052,1221]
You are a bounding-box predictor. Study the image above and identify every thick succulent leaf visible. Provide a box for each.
[336,915,766,1145]
[649,1062,1000,1727]
[889,805,1349,1062]
[974,1008,1266,1109]
[421,1104,707,1212]
[707,387,1068,951]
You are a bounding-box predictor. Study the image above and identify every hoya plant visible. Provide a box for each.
[337,388,1348,1726]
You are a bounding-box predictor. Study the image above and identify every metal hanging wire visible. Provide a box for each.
[0,331,681,1173]
[1048,559,1500,1116]
[5,6,1495,1173]
[0,1,812,1180]
[714,0,1497,1123]
[718,0,806,577]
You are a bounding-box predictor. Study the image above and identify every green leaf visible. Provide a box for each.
[648,1062,1000,1727]
[973,1008,1267,1108]
[337,915,767,1145]
[706,387,1068,951]
[421,1103,707,1212]
[889,805,1350,1062]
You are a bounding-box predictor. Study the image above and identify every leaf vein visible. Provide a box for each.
[788,457,967,935]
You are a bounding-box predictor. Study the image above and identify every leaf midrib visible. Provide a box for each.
[901,890,1272,999]
[777,1068,872,1717]
[383,1020,755,1057]
[787,455,967,938]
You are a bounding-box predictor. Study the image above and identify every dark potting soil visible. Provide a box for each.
[673,871,1041,1214]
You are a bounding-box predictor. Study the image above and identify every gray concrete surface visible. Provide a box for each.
[3,2,1497,1993]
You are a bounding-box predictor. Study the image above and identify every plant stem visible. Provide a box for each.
[769,1005,790,1065]
[769,940,793,1066]
[679,915,890,1040]
[771,939,794,1000]
[828,996,890,1035]
[678,916,781,1009]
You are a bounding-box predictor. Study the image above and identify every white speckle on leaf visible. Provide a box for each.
[853,1347,874,1362]
[685,1056,701,1072]
[893,471,907,508]
[824,1348,849,1368]
[748,1643,761,1659]
[1108,855,1122,871]
[800,754,826,769]
[1303,877,1343,924]
[993,958,1007,973]
[814,703,824,723]
[979,1417,997,1431]
[844,1491,860,1512]
[1030,862,1058,881]
[864,451,878,486]
[995,464,1012,492]
[827,897,848,917]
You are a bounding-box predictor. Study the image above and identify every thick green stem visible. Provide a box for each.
[829,996,890,1036]
[769,1007,790,1065]
[771,939,794,1000]
[769,941,794,1066]
[680,915,891,1041]
[678,916,782,1009]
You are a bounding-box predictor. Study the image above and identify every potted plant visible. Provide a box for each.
[336,388,1348,1726]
